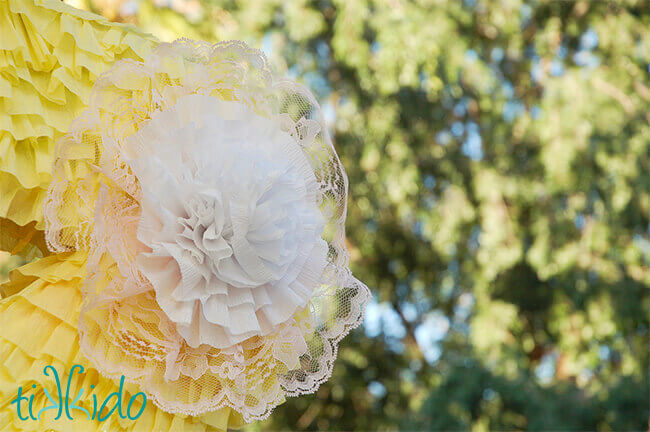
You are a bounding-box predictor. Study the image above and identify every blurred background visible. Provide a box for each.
[2,0,649,430]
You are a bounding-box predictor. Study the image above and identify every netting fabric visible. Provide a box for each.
[42,39,370,422]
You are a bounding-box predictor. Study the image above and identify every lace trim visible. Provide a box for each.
[44,39,370,422]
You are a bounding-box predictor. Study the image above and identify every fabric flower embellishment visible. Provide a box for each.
[43,39,370,422]
[129,95,328,349]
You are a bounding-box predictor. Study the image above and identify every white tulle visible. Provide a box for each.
[124,94,328,348]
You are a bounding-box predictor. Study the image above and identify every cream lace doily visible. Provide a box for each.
[43,39,370,421]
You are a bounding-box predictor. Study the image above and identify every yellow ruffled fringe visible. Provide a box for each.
[0,253,244,431]
[0,0,154,255]
[0,1,244,429]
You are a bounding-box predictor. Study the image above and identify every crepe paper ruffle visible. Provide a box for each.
[0,0,156,256]
[0,219,48,265]
[0,252,243,431]
[0,4,244,428]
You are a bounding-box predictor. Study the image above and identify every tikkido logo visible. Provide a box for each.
[11,364,147,422]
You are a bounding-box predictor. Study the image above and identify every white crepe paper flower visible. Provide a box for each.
[124,95,329,349]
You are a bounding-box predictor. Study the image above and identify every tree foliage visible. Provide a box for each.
[61,0,650,429]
